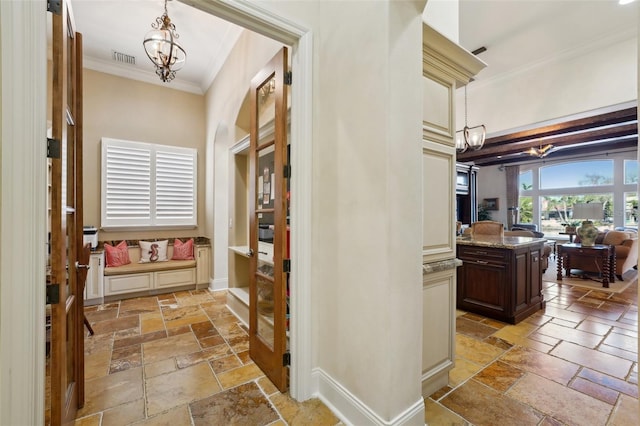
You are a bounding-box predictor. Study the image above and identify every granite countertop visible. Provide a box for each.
[456,235,546,249]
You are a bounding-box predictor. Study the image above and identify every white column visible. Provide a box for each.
[0,1,47,424]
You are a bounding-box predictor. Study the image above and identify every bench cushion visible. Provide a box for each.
[105,259,196,276]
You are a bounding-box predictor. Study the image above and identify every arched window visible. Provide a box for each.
[517,155,636,238]
[540,160,613,189]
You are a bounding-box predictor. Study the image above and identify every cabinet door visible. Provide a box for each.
[529,248,542,305]
[84,253,103,301]
[513,251,529,313]
[196,247,210,285]
[458,261,507,314]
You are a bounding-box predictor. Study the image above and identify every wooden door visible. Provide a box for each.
[249,47,290,392]
[48,0,85,423]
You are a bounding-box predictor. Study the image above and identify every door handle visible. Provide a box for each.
[75,261,90,270]
[246,249,254,257]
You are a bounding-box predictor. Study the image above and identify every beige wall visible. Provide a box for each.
[83,69,207,242]
[204,30,281,286]
[206,1,426,421]
[423,0,459,43]
[458,35,637,135]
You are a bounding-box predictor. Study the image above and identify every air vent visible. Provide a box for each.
[111,51,136,65]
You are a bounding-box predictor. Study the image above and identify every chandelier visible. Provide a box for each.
[527,144,555,158]
[143,0,186,82]
[455,85,486,154]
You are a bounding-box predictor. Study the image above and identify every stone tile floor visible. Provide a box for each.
[75,289,340,425]
[427,279,639,425]
[75,280,638,425]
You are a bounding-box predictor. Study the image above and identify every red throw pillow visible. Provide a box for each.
[104,240,131,267]
[171,238,194,260]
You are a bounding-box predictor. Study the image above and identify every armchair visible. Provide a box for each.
[470,220,504,237]
[571,230,638,279]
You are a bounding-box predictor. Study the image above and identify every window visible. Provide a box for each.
[519,170,533,191]
[519,196,533,223]
[518,171,533,223]
[540,160,613,189]
[624,160,638,184]
[518,155,636,237]
[101,138,197,229]
[625,192,638,227]
[540,194,613,235]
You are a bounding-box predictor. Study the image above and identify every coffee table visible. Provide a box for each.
[556,243,615,288]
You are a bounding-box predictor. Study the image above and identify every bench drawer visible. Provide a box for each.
[156,268,196,288]
[105,273,153,295]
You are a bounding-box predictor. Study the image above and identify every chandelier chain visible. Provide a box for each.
[464,85,468,128]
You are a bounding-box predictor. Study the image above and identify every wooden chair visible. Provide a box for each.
[471,220,504,237]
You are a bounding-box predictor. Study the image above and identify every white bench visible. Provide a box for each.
[101,242,210,300]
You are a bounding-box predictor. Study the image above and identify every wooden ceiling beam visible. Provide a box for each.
[471,138,638,167]
[458,122,637,162]
[479,107,637,148]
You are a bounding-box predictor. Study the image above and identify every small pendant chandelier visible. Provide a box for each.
[455,85,486,154]
[143,0,186,83]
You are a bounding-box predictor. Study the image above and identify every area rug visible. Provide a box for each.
[543,258,637,293]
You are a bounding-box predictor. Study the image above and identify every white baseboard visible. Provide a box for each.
[210,277,228,291]
[312,368,425,425]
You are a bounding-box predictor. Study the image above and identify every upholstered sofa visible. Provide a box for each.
[511,223,544,238]
[571,230,638,280]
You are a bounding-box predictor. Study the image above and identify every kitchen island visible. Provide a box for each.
[456,235,546,324]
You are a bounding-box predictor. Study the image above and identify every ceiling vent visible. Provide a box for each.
[111,51,136,66]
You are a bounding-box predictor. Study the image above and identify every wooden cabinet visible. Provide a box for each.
[196,246,211,285]
[84,252,104,306]
[456,241,545,324]
[420,23,486,397]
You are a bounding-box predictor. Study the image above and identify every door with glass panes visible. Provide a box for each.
[48,0,87,423]
[249,47,290,392]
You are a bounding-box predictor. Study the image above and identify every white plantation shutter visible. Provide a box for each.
[102,140,151,225]
[155,147,196,225]
[101,138,197,228]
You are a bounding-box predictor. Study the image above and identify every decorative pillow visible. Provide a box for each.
[139,240,168,263]
[171,238,194,260]
[104,240,131,267]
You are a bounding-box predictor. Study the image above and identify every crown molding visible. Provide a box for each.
[423,23,487,87]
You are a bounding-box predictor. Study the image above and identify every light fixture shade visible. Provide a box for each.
[455,129,468,153]
[456,85,486,154]
[465,124,485,151]
[572,202,604,221]
[143,4,186,83]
